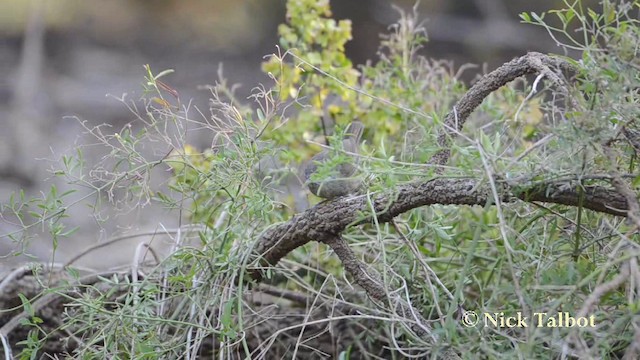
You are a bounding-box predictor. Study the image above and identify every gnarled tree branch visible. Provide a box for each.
[251,178,628,281]
[430,51,574,168]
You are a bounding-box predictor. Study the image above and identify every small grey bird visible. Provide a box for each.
[303,121,364,199]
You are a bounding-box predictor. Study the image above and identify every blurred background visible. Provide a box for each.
[0,0,596,268]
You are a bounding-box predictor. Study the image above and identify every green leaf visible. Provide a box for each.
[18,293,34,317]
[519,12,531,22]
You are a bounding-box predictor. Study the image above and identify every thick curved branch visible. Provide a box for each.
[430,52,574,167]
[251,178,627,281]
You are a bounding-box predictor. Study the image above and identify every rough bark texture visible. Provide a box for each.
[430,52,573,168]
[251,178,627,281]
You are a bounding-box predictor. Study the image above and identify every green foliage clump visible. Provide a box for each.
[261,0,359,157]
[261,0,468,164]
